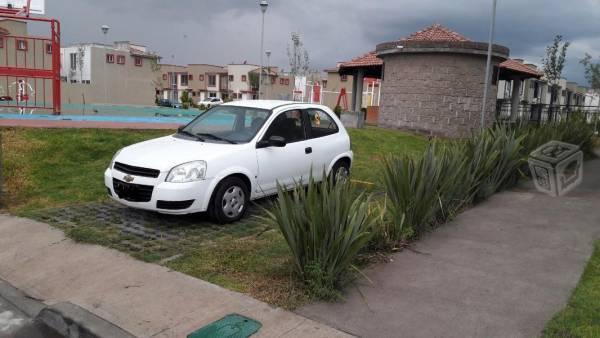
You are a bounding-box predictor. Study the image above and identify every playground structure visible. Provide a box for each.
[0,0,60,114]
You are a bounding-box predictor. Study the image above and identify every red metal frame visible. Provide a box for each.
[0,6,61,115]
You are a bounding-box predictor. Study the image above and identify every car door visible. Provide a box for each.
[255,109,313,195]
[303,108,342,181]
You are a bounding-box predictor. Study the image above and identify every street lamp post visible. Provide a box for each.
[101,25,110,104]
[258,0,268,100]
[481,0,498,130]
[265,50,271,99]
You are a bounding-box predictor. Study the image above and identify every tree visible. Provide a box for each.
[287,32,310,78]
[580,54,600,131]
[77,46,86,114]
[542,35,570,107]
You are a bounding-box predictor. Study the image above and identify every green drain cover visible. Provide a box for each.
[187,314,261,338]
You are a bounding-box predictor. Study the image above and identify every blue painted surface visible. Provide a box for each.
[0,113,195,124]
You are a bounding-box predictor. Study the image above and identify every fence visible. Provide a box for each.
[496,100,600,125]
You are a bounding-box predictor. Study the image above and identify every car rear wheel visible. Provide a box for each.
[209,177,249,224]
[331,160,350,184]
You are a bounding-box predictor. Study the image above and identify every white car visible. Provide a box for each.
[199,97,223,108]
[105,100,353,223]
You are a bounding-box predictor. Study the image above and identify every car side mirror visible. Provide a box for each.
[256,135,286,148]
[177,125,185,132]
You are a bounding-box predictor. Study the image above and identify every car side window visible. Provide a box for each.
[307,109,339,138]
[263,109,305,143]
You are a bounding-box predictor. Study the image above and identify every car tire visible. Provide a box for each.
[330,159,350,184]
[209,177,249,224]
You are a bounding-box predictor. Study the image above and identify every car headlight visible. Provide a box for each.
[166,161,207,183]
[109,149,122,169]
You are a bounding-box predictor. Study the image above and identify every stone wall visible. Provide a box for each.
[378,53,500,137]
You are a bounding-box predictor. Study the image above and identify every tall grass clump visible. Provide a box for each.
[261,175,375,299]
[380,125,524,243]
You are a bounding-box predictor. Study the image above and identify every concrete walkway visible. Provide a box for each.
[0,216,349,338]
[298,159,600,338]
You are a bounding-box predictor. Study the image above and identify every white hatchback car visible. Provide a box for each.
[105,100,353,223]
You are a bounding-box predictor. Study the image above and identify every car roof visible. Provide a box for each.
[221,100,314,110]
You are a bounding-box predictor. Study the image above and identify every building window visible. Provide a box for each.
[322,80,327,89]
[181,74,189,86]
[69,53,77,70]
[280,78,284,85]
[0,38,3,49]
[241,75,247,82]
[340,75,347,82]
[16,40,27,51]
[162,74,167,80]
[134,57,143,67]
[228,75,234,82]
[192,91,196,97]
[117,55,125,64]
[199,74,204,81]
[188,74,193,81]
[208,75,216,86]
[106,54,115,63]
[45,43,52,54]
[284,78,290,85]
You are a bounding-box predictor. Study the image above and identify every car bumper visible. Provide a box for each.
[104,168,213,215]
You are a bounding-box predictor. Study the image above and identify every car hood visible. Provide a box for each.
[115,135,238,172]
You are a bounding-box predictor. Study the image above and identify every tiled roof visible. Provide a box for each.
[340,51,383,68]
[401,24,471,42]
[500,59,542,77]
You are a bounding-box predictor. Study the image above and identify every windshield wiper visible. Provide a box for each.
[196,133,237,144]
[178,129,205,141]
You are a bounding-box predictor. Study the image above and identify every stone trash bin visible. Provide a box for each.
[340,111,365,129]
[528,140,583,196]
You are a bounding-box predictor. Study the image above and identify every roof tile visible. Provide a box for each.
[499,59,542,77]
[401,24,471,42]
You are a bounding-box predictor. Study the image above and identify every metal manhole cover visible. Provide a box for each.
[187,314,261,338]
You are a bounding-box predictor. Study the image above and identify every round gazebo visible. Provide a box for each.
[374,24,510,137]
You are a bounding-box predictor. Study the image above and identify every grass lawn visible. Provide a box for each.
[0,126,427,308]
[543,240,600,338]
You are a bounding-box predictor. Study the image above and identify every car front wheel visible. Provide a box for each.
[331,160,350,183]
[209,177,249,224]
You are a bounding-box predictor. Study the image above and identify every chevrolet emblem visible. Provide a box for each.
[123,175,134,183]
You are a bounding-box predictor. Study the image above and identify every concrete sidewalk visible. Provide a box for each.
[0,216,349,338]
[298,159,600,338]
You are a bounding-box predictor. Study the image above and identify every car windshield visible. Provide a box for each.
[180,105,271,143]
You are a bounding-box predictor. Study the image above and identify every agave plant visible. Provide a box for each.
[381,146,447,239]
[260,174,375,299]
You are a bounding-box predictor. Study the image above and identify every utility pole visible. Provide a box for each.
[101,25,110,104]
[258,0,268,99]
[481,0,497,130]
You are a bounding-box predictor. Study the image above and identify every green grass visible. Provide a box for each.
[543,241,600,338]
[1,128,169,212]
[348,127,428,184]
[0,126,426,308]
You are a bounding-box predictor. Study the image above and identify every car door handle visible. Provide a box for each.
[305,147,312,154]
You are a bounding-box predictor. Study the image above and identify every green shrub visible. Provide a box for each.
[381,146,446,239]
[261,175,375,299]
[333,105,342,118]
[199,104,207,111]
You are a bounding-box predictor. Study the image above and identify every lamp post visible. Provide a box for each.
[481,0,498,130]
[265,50,271,99]
[101,25,110,104]
[258,0,268,99]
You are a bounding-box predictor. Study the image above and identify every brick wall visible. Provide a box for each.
[378,53,499,137]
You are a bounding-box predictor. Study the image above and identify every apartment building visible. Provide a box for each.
[60,41,161,106]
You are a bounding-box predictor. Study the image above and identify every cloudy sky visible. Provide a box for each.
[37,0,600,85]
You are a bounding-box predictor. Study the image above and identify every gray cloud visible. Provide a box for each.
[39,0,600,85]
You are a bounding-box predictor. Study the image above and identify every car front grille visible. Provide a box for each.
[114,162,160,178]
[112,178,154,202]
[156,200,195,210]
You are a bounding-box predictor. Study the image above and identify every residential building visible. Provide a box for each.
[60,41,160,106]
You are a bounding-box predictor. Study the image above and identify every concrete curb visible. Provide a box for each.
[0,278,136,338]
[0,278,45,318]
[37,302,136,338]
